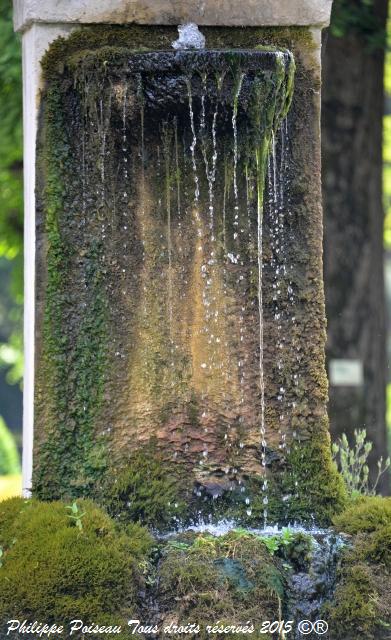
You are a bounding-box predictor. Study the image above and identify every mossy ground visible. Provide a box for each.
[0,497,325,639]
[157,531,286,639]
[324,496,391,639]
[0,497,153,635]
[2,495,391,639]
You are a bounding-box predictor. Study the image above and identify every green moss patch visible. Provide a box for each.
[34,79,109,500]
[325,563,379,639]
[0,497,153,628]
[158,531,286,639]
[326,496,391,639]
[104,448,187,530]
[333,495,391,534]
[281,431,347,525]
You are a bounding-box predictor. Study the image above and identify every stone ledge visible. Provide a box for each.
[14,0,333,33]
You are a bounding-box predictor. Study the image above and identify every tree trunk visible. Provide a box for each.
[322,0,389,491]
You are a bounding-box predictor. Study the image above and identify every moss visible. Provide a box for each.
[214,429,347,528]
[34,77,109,499]
[333,496,391,534]
[40,25,318,80]
[114,429,345,530]
[0,497,153,628]
[0,496,31,549]
[281,532,314,572]
[281,429,347,525]
[326,564,378,640]
[326,496,391,639]
[356,525,391,566]
[104,447,187,530]
[158,531,285,639]
[326,537,391,640]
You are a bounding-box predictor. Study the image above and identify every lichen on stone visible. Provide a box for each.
[34,23,341,530]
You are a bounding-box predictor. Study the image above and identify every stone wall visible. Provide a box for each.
[32,25,345,528]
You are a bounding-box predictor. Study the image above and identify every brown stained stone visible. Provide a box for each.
[33,28,340,523]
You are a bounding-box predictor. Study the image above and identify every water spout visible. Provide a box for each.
[172,23,206,50]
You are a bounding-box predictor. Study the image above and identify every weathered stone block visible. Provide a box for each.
[32,26,345,527]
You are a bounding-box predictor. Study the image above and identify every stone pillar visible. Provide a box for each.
[15,0,345,528]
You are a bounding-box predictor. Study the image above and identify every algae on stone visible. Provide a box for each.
[34,24,341,527]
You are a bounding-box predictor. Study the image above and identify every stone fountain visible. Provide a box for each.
[14,0,344,529]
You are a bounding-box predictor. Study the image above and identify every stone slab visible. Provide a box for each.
[20,24,74,495]
[14,0,333,33]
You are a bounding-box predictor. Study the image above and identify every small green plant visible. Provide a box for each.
[259,536,280,555]
[232,527,296,556]
[257,529,295,556]
[279,528,295,547]
[167,540,190,551]
[66,501,86,530]
[332,429,390,496]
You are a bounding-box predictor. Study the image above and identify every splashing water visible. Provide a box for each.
[172,23,206,50]
[163,519,333,538]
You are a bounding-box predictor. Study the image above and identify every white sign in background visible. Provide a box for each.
[329,359,364,387]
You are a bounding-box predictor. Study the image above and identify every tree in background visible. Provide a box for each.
[322,0,389,491]
[0,1,23,446]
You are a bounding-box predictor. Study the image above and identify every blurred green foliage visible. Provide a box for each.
[0,416,20,475]
[0,1,23,385]
[330,0,387,50]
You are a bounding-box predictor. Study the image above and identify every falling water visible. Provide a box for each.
[97,91,113,212]
[81,80,88,225]
[72,49,295,526]
[186,79,198,204]
[266,115,304,513]
[183,57,294,524]
[122,86,128,197]
[232,73,244,231]
[256,144,268,527]
[282,118,302,503]
[163,128,174,344]
[174,117,181,219]
[269,130,288,457]
[231,72,251,511]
